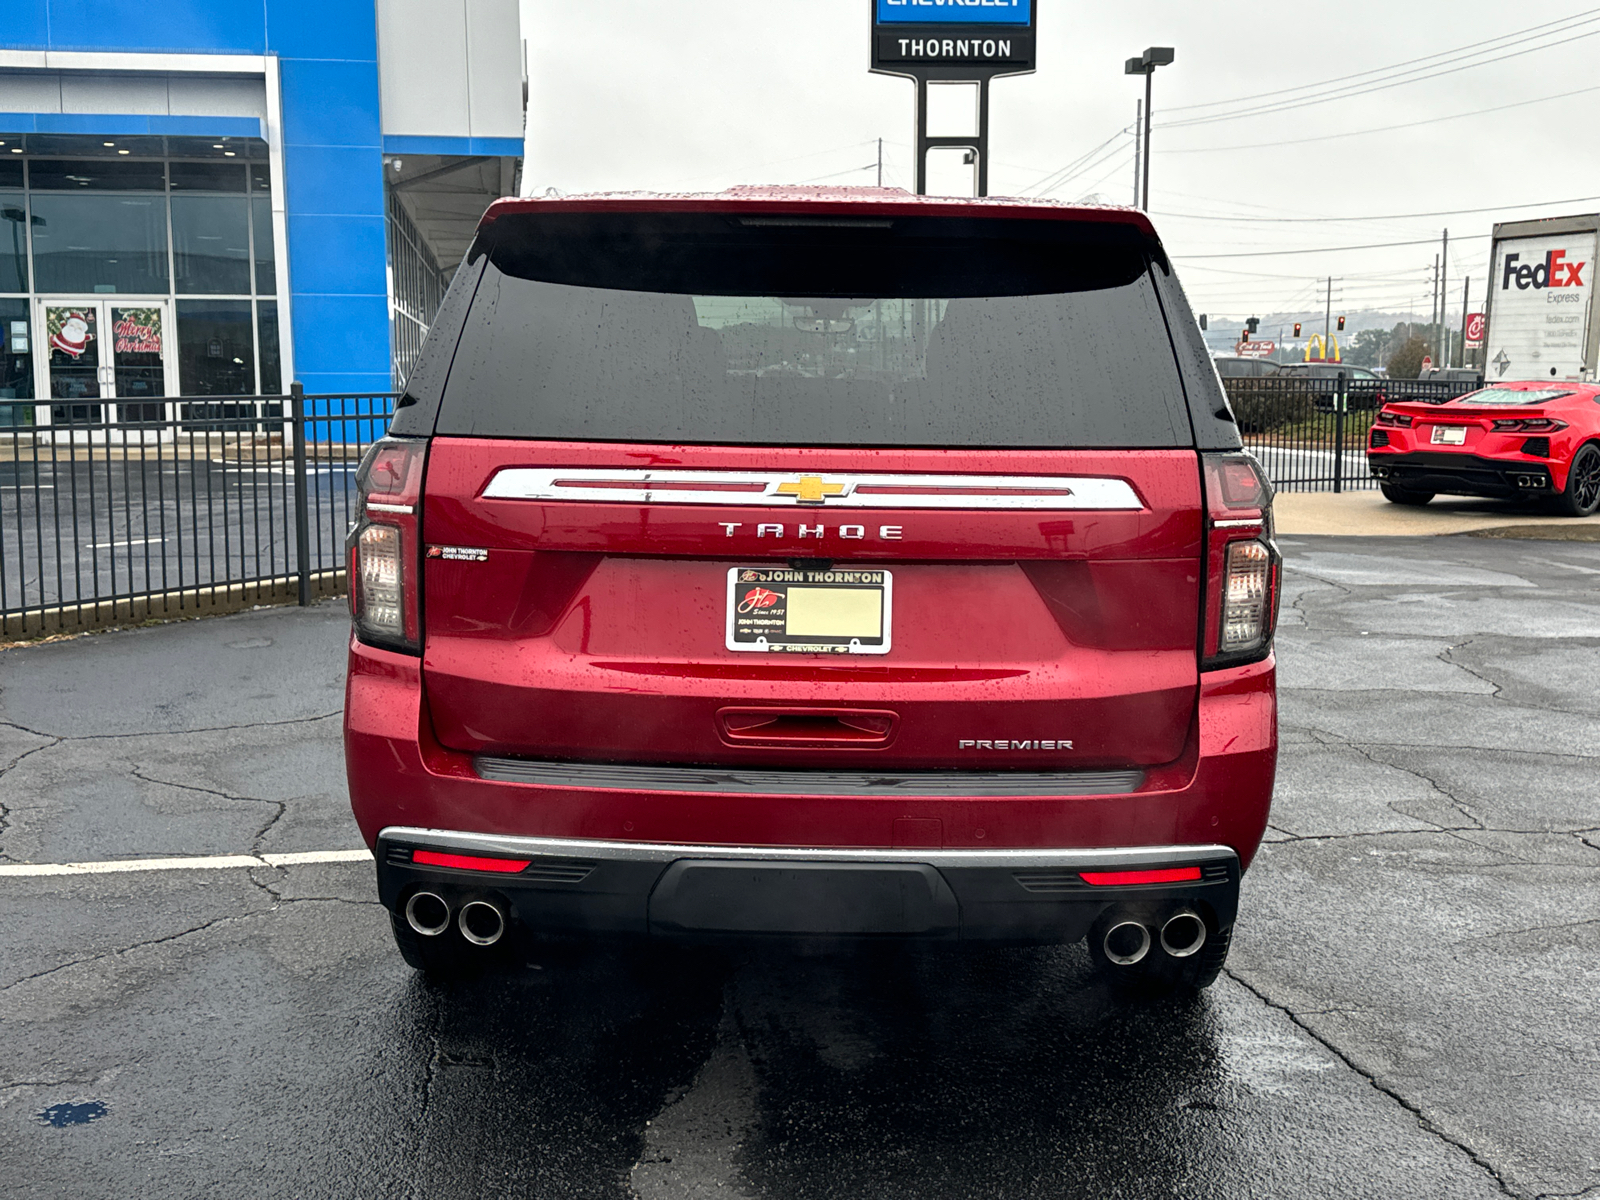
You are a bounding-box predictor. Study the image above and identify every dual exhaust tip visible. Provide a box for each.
[1102,909,1207,967]
[404,891,507,947]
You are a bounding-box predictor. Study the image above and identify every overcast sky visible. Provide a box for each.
[521,1,1600,325]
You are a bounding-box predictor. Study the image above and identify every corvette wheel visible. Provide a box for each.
[1380,482,1433,506]
[1555,444,1600,517]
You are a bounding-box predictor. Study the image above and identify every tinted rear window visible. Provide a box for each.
[436,211,1195,448]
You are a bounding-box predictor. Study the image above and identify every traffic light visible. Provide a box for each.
[1247,316,1260,335]
[1241,329,1250,344]
[1294,323,1302,338]
[1337,315,1346,332]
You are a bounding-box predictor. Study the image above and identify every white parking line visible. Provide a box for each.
[0,848,372,878]
[90,537,167,550]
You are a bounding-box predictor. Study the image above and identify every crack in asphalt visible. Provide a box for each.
[129,769,290,854]
[1263,826,1588,846]
[1278,725,1600,762]
[1439,638,1508,701]
[0,733,65,862]
[1446,918,1600,948]
[0,913,249,996]
[411,1001,445,1200]
[1225,968,1520,1198]
[0,710,342,745]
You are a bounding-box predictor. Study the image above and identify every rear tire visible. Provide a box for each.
[1554,443,1600,517]
[1088,911,1232,994]
[1380,482,1434,506]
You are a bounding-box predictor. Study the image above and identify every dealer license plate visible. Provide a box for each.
[1430,425,1467,445]
[725,566,892,655]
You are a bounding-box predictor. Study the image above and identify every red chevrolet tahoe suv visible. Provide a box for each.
[344,189,1280,992]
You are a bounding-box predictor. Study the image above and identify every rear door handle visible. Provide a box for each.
[717,707,898,748]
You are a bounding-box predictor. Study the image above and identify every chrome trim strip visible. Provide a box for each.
[366,502,414,515]
[1211,518,1263,529]
[474,756,1145,797]
[481,468,1143,511]
[379,827,1238,872]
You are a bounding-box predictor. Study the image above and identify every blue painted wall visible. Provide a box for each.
[1,0,393,397]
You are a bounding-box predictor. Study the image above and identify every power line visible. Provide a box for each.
[1159,83,1600,156]
[1174,236,1455,260]
[1162,25,1600,130]
[1162,8,1600,114]
[1153,192,1600,225]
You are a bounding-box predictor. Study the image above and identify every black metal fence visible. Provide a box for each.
[1223,374,1485,493]
[0,387,395,638]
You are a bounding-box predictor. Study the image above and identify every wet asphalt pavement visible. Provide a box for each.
[1,534,1597,1199]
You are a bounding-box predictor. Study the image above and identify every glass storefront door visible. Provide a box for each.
[37,300,174,427]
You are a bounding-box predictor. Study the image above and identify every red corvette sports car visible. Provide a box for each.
[1367,381,1600,517]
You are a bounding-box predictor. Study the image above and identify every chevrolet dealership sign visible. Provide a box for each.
[876,0,1032,24]
[871,0,1036,72]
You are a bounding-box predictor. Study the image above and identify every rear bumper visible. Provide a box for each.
[1367,450,1558,497]
[375,829,1240,944]
[345,638,1276,944]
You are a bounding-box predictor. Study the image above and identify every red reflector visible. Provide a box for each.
[412,850,530,874]
[1079,867,1203,886]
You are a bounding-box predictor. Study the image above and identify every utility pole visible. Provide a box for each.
[1132,99,1142,208]
[1142,70,1154,209]
[1125,48,1174,211]
[1440,229,1449,367]
[876,138,883,188]
[1324,277,1334,346]
[1459,276,1471,369]
[1430,255,1440,358]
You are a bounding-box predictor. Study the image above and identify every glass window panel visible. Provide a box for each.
[45,305,101,404]
[250,163,272,193]
[170,161,246,192]
[252,196,275,294]
[0,158,22,188]
[168,136,268,161]
[111,306,167,403]
[256,300,281,393]
[172,195,251,294]
[178,299,255,395]
[30,194,170,294]
[28,158,166,191]
[0,193,29,291]
[0,298,35,402]
[26,135,166,159]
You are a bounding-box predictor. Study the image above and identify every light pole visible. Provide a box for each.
[1125,47,1175,212]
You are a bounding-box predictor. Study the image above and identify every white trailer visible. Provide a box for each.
[1483,213,1599,383]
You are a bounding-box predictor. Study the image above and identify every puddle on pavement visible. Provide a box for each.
[35,1101,108,1127]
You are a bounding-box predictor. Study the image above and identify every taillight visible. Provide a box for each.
[1491,417,1567,432]
[1221,541,1273,651]
[1376,410,1413,428]
[348,437,427,653]
[1202,453,1280,669]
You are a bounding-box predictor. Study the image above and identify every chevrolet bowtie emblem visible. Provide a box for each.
[774,475,847,505]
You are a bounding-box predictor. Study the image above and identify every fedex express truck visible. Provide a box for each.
[1484,214,1598,382]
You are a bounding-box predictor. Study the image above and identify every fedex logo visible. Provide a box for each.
[1502,250,1587,291]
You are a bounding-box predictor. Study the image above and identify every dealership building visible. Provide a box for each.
[0,0,523,420]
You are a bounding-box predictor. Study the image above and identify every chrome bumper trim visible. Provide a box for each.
[378,827,1238,872]
[473,756,1145,797]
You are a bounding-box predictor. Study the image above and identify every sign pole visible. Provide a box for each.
[869,0,1036,199]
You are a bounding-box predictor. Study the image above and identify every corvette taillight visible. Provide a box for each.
[348,437,427,653]
[1376,410,1413,428]
[1491,417,1567,432]
[1202,453,1281,669]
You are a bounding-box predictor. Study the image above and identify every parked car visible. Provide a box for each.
[343,188,1282,993]
[1278,361,1385,410]
[1381,367,1486,405]
[1212,356,1282,380]
[1368,380,1600,515]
